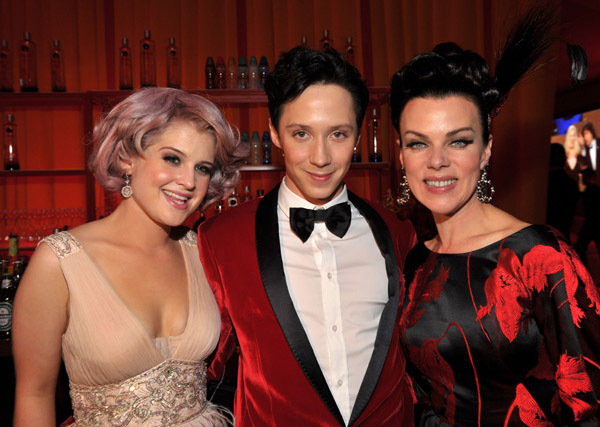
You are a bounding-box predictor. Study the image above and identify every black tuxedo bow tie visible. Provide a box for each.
[289,202,352,243]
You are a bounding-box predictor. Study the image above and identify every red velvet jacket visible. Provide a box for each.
[198,185,417,426]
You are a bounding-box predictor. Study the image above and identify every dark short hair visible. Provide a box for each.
[264,46,369,134]
[582,121,597,140]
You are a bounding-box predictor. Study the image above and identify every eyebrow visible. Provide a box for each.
[284,123,355,132]
[159,146,214,165]
[404,127,474,138]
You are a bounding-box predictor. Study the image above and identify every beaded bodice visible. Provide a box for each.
[70,359,209,426]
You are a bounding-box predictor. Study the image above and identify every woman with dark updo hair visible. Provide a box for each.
[391,4,600,426]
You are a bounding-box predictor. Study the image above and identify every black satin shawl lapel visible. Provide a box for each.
[255,185,345,426]
[347,191,400,426]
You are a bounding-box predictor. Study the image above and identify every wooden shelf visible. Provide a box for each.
[0,92,85,107]
[0,169,86,177]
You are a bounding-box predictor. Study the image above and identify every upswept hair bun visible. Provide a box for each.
[89,87,247,210]
[391,2,558,142]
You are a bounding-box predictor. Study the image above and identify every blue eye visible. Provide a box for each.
[195,165,212,175]
[450,139,473,148]
[164,155,180,165]
[405,141,427,150]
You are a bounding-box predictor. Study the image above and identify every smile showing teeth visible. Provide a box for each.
[163,190,189,205]
[425,179,456,188]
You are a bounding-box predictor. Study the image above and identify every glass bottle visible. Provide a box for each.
[369,108,381,162]
[320,29,332,51]
[51,40,66,92]
[241,185,252,203]
[119,37,133,90]
[205,56,215,89]
[248,56,259,89]
[250,131,261,165]
[226,56,237,89]
[344,36,355,66]
[227,187,240,208]
[3,114,19,170]
[0,40,13,92]
[7,233,18,274]
[240,131,249,163]
[352,137,362,163]
[258,56,269,89]
[261,131,271,164]
[215,56,226,89]
[238,56,248,89]
[166,37,181,88]
[140,30,156,87]
[19,32,37,92]
[0,273,15,340]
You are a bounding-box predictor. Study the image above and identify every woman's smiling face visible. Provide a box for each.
[399,95,491,219]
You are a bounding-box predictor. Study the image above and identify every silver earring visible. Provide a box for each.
[397,168,411,206]
[476,164,494,203]
[121,174,133,198]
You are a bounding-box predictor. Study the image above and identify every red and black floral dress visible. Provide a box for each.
[401,225,600,426]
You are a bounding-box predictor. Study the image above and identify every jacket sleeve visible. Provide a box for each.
[198,225,237,382]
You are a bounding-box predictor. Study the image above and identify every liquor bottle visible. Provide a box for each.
[119,37,133,90]
[0,273,15,339]
[0,40,13,92]
[226,56,237,89]
[205,56,215,89]
[140,30,156,87]
[344,36,355,66]
[12,260,25,287]
[19,32,38,92]
[301,36,309,48]
[166,37,181,89]
[7,233,18,275]
[261,131,272,164]
[215,56,226,89]
[51,40,66,92]
[238,56,248,89]
[241,185,252,203]
[240,131,249,163]
[369,108,381,162]
[258,56,269,89]
[227,187,241,208]
[3,114,19,170]
[250,131,261,165]
[352,139,361,163]
[248,56,259,89]
[320,29,332,51]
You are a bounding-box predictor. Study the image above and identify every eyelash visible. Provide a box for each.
[164,155,211,175]
[405,138,474,149]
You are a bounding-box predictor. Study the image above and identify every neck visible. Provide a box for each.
[104,198,175,249]
[429,200,494,253]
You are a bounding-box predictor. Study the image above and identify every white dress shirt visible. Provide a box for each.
[277,178,388,424]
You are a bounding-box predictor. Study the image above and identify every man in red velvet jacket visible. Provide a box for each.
[199,46,416,426]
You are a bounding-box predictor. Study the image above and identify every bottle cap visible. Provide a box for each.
[53,40,60,48]
[169,37,176,46]
[206,56,214,66]
[239,56,247,66]
[241,131,249,141]
[24,32,31,41]
[144,29,151,39]
[259,56,269,67]
[122,37,129,46]
[7,114,13,122]
[262,131,270,141]
[251,131,260,140]
[249,56,258,66]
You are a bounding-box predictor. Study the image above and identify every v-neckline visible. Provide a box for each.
[76,236,193,357]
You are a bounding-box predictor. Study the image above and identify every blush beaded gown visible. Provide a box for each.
[42,230,230,426]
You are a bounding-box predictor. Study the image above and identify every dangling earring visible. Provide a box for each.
[121,174,133,198]
[397,168,411,206]
[476,164,494,203]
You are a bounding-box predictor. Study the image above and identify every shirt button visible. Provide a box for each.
[327,272,332,279]
[332,325,338,332]
[337,379,343,387]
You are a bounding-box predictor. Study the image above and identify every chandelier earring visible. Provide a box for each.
[121,174,133,198]
[397,168,411,206]
[476,164,494,203]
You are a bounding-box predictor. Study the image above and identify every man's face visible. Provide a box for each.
[583,129,594,146]
[270,84,358,205]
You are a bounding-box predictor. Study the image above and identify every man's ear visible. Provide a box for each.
[269,119,282,149]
